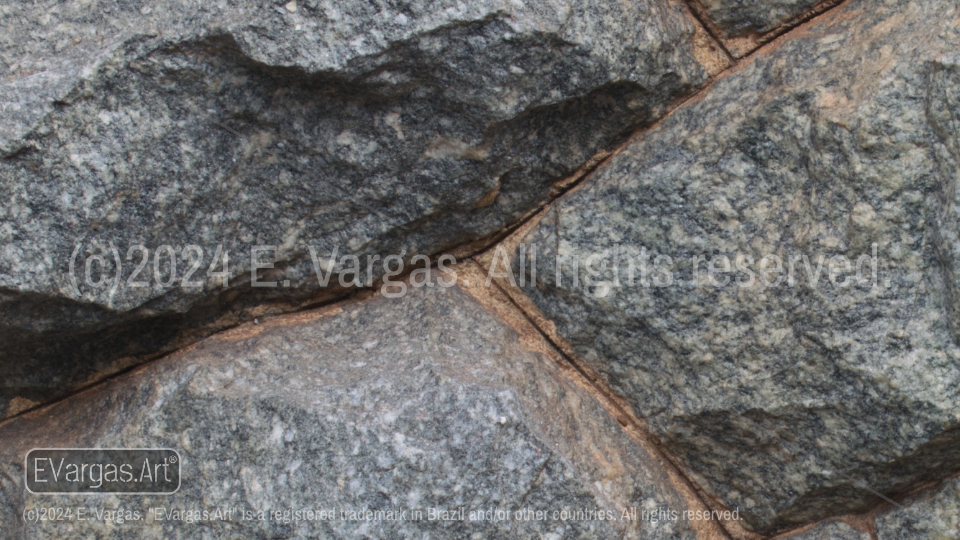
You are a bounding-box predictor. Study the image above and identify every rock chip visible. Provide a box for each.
[0,272,706,540]
[515,0,960,533]
[0,0,709,417]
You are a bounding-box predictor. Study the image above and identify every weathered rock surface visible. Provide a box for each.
[515,0,960,533]
[0,0,709,417]
[696,0,823,38]
[875,475,960,540]
[780,520,869,540]
[0,272,709,540]
[772,476,960,539]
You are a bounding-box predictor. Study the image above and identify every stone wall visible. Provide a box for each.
[1,0,958,538]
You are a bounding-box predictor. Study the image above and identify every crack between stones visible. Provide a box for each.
[0,3,918,535]
[778,467,960,539]
[0,0,853,434]
[682,0,736,62]
[0,294,358,427]
[685,0,852,59]
[450,1,952,536]
[463,262,740,540]
[0,0,821,425]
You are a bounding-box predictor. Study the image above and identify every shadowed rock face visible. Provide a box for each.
[515,0,960,533]
[0,0,709,417]
[0,275,700,540]
[697,0,823,37]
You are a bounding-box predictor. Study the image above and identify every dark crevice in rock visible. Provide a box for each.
[0,139,614,424]
[508,0,960,534]
[682,0,736,61]
[687,0,851,58]
[0,275,706,539]
[1,4,708,418]
[469,267,742,540]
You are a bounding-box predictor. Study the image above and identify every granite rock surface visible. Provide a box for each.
[779,520,869,540]
[0,273,705,540]
[515,0,960,533]
[696,0,823,37]
[0,0,709,417]
[875,475,960,540]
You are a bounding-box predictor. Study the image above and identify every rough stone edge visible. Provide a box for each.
[685,0,849,57]
[469,16,960,525]
[0,284,361,419]
[467,9,960,527]
[0,35,727,423]
[470,198,957,540]
[0,0,737,423]
[770,470,960,539]
[0,144,611,422]
[690,19,733,76]
[0,262,728,540]
[458,260,736,540]
[468,242,746,540]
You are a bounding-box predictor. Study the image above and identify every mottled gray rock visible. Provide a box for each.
[515,0,960,533]
[876,476,960,540]
[0,273,703,540]
[928,51,960,342]
[0,0,709,417]
[781,521,869,540]
[697,0,823,37]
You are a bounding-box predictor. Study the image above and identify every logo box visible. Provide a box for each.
[25,448,181,494]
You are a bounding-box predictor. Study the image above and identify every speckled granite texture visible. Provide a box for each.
[0,275,701,540]
[5,0,960,538]
[0,0,708,417]
[516,0,960,533]
[875,475,960,540]
[779,521,869,540]
[772,476,960,539]
[697,0,822,37]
